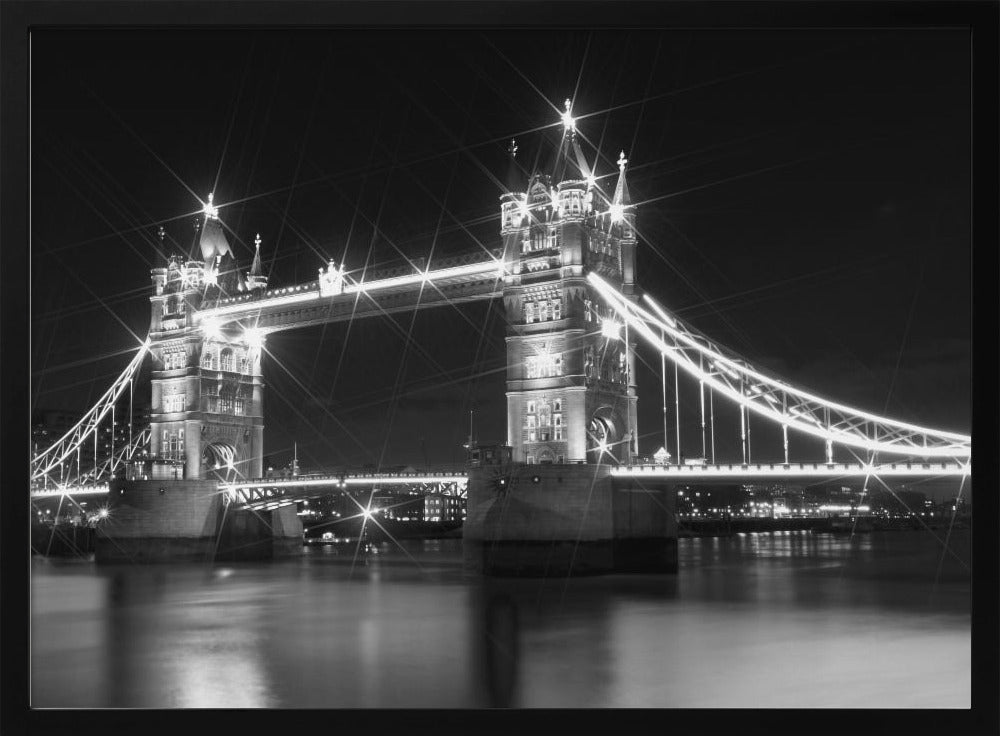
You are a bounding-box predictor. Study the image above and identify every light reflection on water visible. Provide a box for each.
[31,531,970,708]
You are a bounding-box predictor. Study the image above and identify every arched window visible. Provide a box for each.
[220,348,234,373]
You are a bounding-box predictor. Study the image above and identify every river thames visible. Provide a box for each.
[30,529,970,708]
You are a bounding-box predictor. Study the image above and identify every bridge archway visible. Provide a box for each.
[587,409,622,464]
[203,442,238,482]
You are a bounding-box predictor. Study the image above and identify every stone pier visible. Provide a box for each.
[463,463,677,576]
[95,479,303,563]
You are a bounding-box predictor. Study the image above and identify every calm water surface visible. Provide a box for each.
[31,530,971,708]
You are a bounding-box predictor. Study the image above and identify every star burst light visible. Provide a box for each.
[244,327,265,351]
[517,196,530,222]
[201,316,223,341]
[203,192,219,220]
[561,98,576,132]
[601,317,622,341]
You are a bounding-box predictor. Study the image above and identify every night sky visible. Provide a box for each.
[31,29,970,479]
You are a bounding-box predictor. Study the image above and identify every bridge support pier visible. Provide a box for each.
[463,464,677,576]
[95,479,302,563]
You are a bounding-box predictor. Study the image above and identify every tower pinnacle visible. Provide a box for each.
[561,98,576,132]
[612,150,631,210]
[203,192,219,220]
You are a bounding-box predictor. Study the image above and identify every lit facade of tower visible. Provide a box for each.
[501,103,639,464]
[148,196,267,480]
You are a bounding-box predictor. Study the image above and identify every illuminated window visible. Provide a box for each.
[552,298,562,320]
[553,399,562,412]
[526,415,536,429]
[584,299,593,322]
[545,227,557,249]
[526,455,535,464]
[538,300,549,321]
[202,350,217,371]
[162,428,185,460]
[524,301,536,324]
[163,394,185,413]
[525,356,538,378]
[521,238,530,253]
[539,404,551,426]
[526,400,536,414]
[584,346,595,381]
[240,356,249,374]
[531,229,545,251]
[163,350,185,370]
[220,348,235,372]
[529,431,536,442]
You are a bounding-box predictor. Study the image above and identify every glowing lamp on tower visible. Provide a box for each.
[203,192,219,220]
[517,196,530,223]
[244,327,265,351]
[601,317,622,341]
[561,98,576,132]
[608,203,625,223]
[201,317,223,341]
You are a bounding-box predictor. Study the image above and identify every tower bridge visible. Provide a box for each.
[30,100,970,570]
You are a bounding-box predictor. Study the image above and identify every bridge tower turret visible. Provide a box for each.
[501,101,639,465]
[148,195,265,481]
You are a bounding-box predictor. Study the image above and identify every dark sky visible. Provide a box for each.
[31,29,970,477]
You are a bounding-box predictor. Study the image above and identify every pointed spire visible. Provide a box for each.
[505,138,524,193]
[613,150,631,206]
[250,233,263,278]
[552,98,593,184]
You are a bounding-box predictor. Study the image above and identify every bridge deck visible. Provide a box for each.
[198,254,504,332]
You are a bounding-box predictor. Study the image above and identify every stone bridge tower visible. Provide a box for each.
[500,102,639,465]
[148,196,268,481]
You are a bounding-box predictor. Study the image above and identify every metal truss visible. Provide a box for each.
[590,274,970,461]
[222,473,469,509]
[31,341,151,484]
